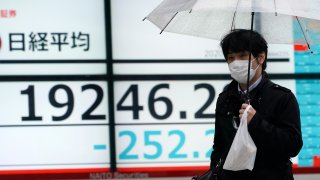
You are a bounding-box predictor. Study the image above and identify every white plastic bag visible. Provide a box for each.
[223,105,257,171]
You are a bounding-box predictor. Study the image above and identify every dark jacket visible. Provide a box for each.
[210,72,303,180]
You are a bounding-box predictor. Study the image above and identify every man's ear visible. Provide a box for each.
[257,53,266,64]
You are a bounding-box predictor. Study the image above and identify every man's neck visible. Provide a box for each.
[239,74,262,92]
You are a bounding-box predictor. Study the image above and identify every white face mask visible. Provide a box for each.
[228,59,260,84]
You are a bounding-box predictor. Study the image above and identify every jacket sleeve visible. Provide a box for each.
[248,92,303,158]
[210,110,224,169]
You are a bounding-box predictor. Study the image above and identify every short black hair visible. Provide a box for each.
[220,29,268,70]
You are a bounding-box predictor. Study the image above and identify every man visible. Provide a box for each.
[210,29,303,180]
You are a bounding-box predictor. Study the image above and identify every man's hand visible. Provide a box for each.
[239,103,256,124]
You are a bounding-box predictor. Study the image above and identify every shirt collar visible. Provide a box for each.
[238,75,262,95]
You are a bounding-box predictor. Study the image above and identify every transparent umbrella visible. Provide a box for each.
[144,0,320,99]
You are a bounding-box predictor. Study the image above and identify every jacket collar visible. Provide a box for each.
[227,71,270,101]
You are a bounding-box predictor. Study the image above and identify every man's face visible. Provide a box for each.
[226,51,251,64]
[227,51,260,69]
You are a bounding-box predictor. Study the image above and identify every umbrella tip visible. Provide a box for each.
[307,45,314,55]
[142,17,147,21]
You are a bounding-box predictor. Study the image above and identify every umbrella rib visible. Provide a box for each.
[274,0,278,16]
[295,16,311,51]
[231,0,240,31]
[231,12,237,30]
[160,12,179,34]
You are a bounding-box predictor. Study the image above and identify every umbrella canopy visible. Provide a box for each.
[144,0,320,100]
[145,0,320,48]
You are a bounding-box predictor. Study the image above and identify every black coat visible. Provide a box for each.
[210,72,303,180]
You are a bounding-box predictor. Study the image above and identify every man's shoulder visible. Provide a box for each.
[261,72,291,93]
[217,84,235,99]
[271,83,291,92]
[263,80,294,100]
[265,80,291,93]
[217,82,239,104]
[218,80,237,95]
